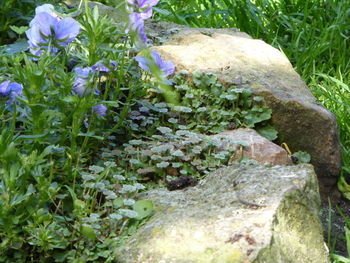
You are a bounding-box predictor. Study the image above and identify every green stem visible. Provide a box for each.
[106,86,134,137]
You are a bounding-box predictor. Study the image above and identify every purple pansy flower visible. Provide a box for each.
[0,81,23,104]
[127,12,147,45]
[34,4,57,17]
[92,104,107,117]
[72,67,99,97]
[26,4,80,56]
[0,81,10,96]
[135,50,175,77]
[72,61,116,96]
[126,0,159,45]
[91,60,117,72]
[127,0,159,19]
[84,103,107,128]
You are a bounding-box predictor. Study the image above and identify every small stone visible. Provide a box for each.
[165,176,198,191]
[211,128,292,166]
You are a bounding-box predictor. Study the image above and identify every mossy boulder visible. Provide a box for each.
[115,164,329,263]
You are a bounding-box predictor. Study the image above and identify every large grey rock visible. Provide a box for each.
[115,164,329,263]
[147,23,341,198]
[212,128,292,166]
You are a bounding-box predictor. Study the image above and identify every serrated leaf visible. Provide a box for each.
[10,26,28,35]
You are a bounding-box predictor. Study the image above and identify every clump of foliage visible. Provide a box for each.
[118,128,235,181]
[0,1,169,261]
[0,0,279,261]
[110,70,277,183]
[170,71,276,138]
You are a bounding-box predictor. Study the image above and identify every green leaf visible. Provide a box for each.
[60,96,77,103]
[9,26,28,35]
[74,199,86,210]
[292,151,311,164]
[133,200,153,219]
[88,165,105,173]
[15,133,47,142]
[77,132,104,140]
[338,175,350,200]
[345,226,350,257]
[113,199,124,208]
[153,7,172,16]
[253,96,264,102]
[256,125,278,141]
[81,224,96,240]
[10,184,36,206]
[1,39,28,55]
[1,142,18,160]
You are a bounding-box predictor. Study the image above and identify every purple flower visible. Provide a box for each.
[127,12,147,45]
[75,67,92,77]
[26,5,80,56]
[72,67,99,97]
[34,4,56,17]
[91,60,117,72]
[0,81,23,104]
[127,0,159,19]
[0,81,10,96]
[126,0,159,45]
[8,83,23,99]
[84,103,107,128]
[72,62,116,96]
[92,104,107,117]
[135,50,175,77]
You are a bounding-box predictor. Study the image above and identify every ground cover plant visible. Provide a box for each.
[0,1,279,261]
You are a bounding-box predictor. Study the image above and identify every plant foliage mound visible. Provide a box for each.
[0,1,276,262]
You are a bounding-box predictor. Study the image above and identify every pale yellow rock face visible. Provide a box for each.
[115,164,329,263]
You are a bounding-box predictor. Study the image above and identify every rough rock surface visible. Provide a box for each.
[212,128,292,166]
[146,22,341,196]
[115,164,329,263]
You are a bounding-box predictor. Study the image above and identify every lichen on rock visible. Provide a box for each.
[115,164,329,263]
